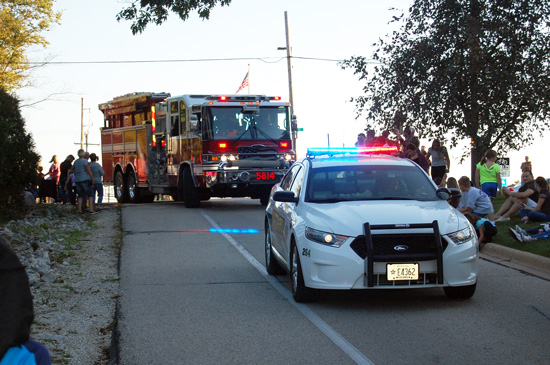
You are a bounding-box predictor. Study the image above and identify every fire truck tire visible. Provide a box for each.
[260,189,271,206]
[126,173,140,204]
[114,171,127,203]
[183,168,200,208]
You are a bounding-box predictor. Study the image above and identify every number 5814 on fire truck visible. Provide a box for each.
[98,92,297,208]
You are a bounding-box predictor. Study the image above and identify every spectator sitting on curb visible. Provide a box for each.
[508,224,550,243]
[464,212,498,246]
[457,176,495,221]
[518,176,550,223]
[494,170,539,222]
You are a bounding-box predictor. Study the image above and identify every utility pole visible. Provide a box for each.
[278,11,297,149]
[284,11,294,116]
[80,98,84,150]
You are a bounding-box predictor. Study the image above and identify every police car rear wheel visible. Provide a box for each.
[265,221,284,275]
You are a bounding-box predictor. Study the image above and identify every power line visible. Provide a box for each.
[13,55,379,66]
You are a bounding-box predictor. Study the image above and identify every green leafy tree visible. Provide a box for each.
[342,0,550,178]
[0,0,61,93]
[117,0,232,35]
[0,88,40,219]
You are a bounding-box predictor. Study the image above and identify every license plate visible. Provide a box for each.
[387,263,419,281]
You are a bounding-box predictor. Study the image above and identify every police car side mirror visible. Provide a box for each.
[273,191,299,203]
[291,114,298,132]
[436,187,452,200]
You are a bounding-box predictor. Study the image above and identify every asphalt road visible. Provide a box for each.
[118,198,550,364]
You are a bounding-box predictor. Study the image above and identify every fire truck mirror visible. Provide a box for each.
[190,115,199,132]
[170,116,179,136]
[291,114,298,132]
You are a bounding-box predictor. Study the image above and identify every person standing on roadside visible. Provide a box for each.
[404,143,429,173]
[58,155,75,205]
[43,155,59,203]
[427,139,450,181]
[355,133,366,147]
[475,149,501,204]
[89,153,105,206]
[520,156,532,183]
[74,149,96,214]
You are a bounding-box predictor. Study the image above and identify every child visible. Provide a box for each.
[464,212,498,246]
[508,224,550,243]
[475,149,502,204]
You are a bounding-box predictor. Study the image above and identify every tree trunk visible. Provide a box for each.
[470,147,484,183]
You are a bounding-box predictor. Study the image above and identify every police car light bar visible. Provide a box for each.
[307,146,399,157]
[359,146,399,154]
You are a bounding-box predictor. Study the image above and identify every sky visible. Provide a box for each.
[17,0,548,185]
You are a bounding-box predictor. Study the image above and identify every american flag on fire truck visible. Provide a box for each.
[235,71,249,94]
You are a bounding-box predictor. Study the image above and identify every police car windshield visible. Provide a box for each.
[206,106,290,140]
[305,164,437,203]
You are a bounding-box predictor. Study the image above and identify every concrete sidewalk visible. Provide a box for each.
[481,243,550,280]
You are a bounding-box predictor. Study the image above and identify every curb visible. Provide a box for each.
[481,243,550,280]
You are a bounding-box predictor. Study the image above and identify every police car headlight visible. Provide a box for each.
[305,227,348,247]
[446,226,475,245]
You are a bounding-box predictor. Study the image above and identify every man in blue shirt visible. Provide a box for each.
[457,176,495,221]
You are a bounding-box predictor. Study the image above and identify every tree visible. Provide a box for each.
[0,88,40,219]
[342,0,550,178]
[0,0,61,93]
[117,0,232,35]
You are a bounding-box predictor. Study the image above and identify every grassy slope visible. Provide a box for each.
[489,195,550,258]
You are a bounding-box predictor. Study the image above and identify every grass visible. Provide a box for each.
[490,195,550,258]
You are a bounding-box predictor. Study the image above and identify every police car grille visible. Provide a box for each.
[350,234,448,261]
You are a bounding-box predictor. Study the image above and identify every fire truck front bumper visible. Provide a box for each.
[204,160,290,188]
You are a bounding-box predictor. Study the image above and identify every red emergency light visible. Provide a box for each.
[358,146,399,154]
[219,142,227,149]
[219,96,228,101]
[279,141,291,151]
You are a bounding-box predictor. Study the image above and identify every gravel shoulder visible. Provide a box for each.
[1,204,120,364]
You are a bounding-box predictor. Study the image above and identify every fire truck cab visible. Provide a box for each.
[99,93,296,207]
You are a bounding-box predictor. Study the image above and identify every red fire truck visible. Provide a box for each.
[99,92,296,207]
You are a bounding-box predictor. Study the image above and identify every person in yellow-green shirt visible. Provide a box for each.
[475,149,502,204]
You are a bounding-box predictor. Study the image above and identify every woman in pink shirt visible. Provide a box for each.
[46,155,60,183]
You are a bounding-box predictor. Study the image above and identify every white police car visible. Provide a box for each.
[264,147,478,302]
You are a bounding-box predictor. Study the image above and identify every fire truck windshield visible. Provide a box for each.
[204,106,290,141]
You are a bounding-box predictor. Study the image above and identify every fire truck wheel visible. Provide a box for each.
[126,173,140,204]
[183,168,200,208]
[260,190,270,206]
[114,171,127,203]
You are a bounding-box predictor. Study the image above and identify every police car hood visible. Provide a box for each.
[303,200,464,236]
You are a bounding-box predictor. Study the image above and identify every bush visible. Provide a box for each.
[0,89,40,221]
